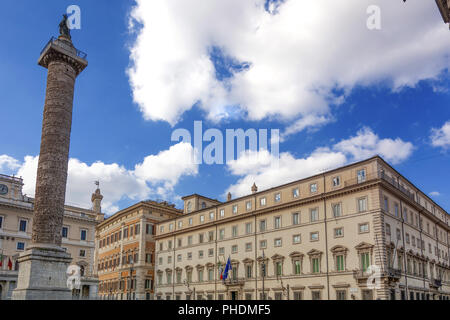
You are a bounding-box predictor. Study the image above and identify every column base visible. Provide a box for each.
[11,245,73,300]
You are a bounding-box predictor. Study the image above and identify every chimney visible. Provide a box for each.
[251,183,258,194]
[227,192,232,201]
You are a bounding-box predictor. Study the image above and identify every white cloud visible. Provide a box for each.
[0,155,21,173]
[281,114,334,141]
[431,121,450,149]
[429,191,440,197]
[226,128,413,197]
[333,127,414,164]
[127,0,450,127]
[10,142,197,215]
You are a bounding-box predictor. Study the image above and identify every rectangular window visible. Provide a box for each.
[332,176,340,187]
[274,238,282,247]
[62,226,68,238]
[292,188,299,198]
[245,222,252,234]
[189,218,193,225]
[336,255,344,271]
[312,258,320,273]
[293,234,301,244]
[274,216,281,229]
[209,212,214,220]
[19,219,27,232]
[260,220,266,232]
[310,208,319,222]
[386,223,391,235]
[0,216,3,229]
[336,290,346,300]
[187,252,192,260]
[198,250,204,259]
[276,262,282,276]
[332,203,342,217]
[199,234,204,243]
[293,292,302,300]
[394,203,399,217]
[246,201,252,211]
[246,265,252,278]
[260,240,267,249]
[358,197,367,212]
[260,197,266,206]
[232,205,238,214]
[79,249,86,257]
[178,238,182,247]
[208,248,214,257]
[359,223,369,234]
[188,236,193,245]
[294,261,301,274]
[245,242,252,252]
[219,247,225,255]
[274,193,281,202]
[208,231,214,242]
[310,183,318,193]
[232,226,238,237]
[334,227,344,238]
[232,245,238,253]
[357,169,366,183]
[219,209,225,218]
[292,212,300,225]
[80,229,87,241]
[177,254,181,262]
[17,242,25,251]
[396,228,401,240]
[208,269,214,281]
[406,233,410,243]
[310,232,319,241]
[219,229,225,240]
[200,215,205,223]
[178,221,182,229]
[361,252,370,272]
[384,197,389,212]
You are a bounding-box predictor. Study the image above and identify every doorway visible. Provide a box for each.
[231,291,238,300]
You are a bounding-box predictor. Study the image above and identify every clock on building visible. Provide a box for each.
[0,184,8,195]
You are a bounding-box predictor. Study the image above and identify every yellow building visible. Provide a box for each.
[95,200,181,300]
[155,156,450,300]
[0,174,104,300]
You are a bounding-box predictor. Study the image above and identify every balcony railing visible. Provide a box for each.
[386,268,402,279]
[223,277,246,286]
[40,37,87,60]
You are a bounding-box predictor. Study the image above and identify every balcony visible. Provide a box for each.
[223,277,246,287]
[386,268,402,281]
[40,37,87,59]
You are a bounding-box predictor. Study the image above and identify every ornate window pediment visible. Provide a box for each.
[307,249,323,257]
[355,242,374,251]
[330,245,348,254]
[205,262,215,268]
[257,256,269,263]
[185,265,193,271]
[175,267,183,272]
[196,264,204,270]
[242,258,254,264]
[230,259,240,266]
[289,251,304,258]
[271,254,285,261]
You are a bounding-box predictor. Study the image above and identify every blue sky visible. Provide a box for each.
[0,0,449,215]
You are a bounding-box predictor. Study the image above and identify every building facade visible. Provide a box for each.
[155,156,450,300]
[95,200,181,300]
[0,174,104,300]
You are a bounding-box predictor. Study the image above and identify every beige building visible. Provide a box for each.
[0,174,104,300]
[95,200,181,300]
[154,156,450,300]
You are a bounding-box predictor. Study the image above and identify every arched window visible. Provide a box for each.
[187,201,192,213]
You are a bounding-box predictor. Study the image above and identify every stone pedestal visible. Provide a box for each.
[12,246,72,300]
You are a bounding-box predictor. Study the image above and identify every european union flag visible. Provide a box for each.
[222,257,231,282]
